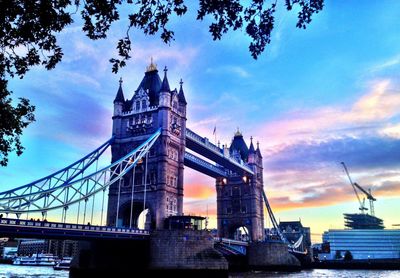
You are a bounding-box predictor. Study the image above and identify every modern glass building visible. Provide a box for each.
[321,229,400,260]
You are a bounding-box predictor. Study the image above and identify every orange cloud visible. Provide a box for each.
[256,79,400,150]
[184,183,215,199]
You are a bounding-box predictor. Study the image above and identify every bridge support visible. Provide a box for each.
[70,230,228,277]
[70,239,150,277]
[149,230,228,273]
[247,241,301,271]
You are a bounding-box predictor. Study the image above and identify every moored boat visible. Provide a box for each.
[53,257,72,270]
[13,253,57,266]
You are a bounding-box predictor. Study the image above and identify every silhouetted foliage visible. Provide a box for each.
[0,74,35,166]
[0,0,323,166]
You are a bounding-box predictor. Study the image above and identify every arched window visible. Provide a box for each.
[142,99,147,109]
[135,101,140,111]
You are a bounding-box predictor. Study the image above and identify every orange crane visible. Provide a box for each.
[341,162,377,216]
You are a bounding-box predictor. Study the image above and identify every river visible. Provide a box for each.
[0,265,399,278]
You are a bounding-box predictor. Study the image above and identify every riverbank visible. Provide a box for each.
[313,259,400,270]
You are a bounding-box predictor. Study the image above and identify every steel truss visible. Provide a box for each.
[0,138,113,202]
[0,129,161,219]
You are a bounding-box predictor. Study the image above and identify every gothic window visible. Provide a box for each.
[241,206,247,213]
[136,101,140,111]
[173,101,177,110]
[142,100,147,109]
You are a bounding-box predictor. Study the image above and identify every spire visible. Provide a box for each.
[256,141,263,158]
[146,57,157,72]
[178,78,187,104]
[234,127,242,137]
[160,66,170,92]
[249,136,255,153]
[113,77,125,103]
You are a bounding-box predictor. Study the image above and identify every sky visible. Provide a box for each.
[1,1,400,242]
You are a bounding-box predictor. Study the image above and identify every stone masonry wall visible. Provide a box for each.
[149,230,228,270]
[247,241,300,270]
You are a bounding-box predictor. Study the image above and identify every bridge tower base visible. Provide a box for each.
[247,241,301,271]
[149,229,228,272]
[70,230,228,277]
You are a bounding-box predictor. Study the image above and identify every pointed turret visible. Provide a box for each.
[114,77,125,103]
[256,141,263,158]
[178,79,187,105]
[249,136,256,153]
[248,136,256,164]
[160,66,170,92]
[159,66,171,108]
[229,128,249,162]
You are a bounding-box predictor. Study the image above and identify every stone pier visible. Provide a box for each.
[247,241,301,271]
[70,230,228,277]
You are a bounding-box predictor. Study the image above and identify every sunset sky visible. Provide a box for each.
[1,1,400,242]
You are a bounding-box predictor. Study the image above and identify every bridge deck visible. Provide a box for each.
[0,218,149,240]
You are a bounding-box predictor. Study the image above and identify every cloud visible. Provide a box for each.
[206,65,250,78]
[265,135,400,172]
[132,45,199,69]
[252,79,400,213]
[256,79,400,150]
[184,184,215,199]
[267,173,400,212]
[368,55,400,73]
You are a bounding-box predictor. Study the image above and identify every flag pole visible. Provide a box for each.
[214,125,217,145]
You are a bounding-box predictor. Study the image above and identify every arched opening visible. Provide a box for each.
[117,202,151,229]
[230,226,250,242]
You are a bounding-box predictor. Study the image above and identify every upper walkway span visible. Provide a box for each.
[185,128,254,177]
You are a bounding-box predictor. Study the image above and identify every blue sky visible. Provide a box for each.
[1,1,400,241]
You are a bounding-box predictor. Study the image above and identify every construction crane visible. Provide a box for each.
[341,162,377,216]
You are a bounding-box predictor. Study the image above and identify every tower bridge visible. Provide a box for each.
[0,61,304,274]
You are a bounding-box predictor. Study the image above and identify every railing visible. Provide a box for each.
[185,128,223,154]
[184,152,228,177]
[214,237,249,246]
[0,218,149,235]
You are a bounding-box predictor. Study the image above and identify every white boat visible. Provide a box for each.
[53,257,72,270]
[13,253,57,266]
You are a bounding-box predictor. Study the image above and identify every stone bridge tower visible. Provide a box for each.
[216,131,265,241]
[107,61,187,230]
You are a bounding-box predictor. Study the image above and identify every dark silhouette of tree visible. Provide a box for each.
[0,0,324,166]
[344,250,353,261]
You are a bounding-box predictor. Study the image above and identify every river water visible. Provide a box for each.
[0,265,399,278]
